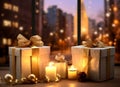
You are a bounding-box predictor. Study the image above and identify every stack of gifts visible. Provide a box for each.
[71,39,115,81]
[9,34,50,80]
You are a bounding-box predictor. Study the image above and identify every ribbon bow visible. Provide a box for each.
[17,34,44,47]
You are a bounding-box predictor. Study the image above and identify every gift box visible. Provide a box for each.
[71,46,89,74]
[71,45,115,81]
[54,62,67,79]
[9,47,32,80]
[9,46,50,80]
[88,47,115,81]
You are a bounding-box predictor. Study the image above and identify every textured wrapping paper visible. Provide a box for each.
[9,46,50,80]
[71,45,115,81]
[71,46,89,74]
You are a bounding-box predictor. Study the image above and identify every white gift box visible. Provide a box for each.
[71,46,89,74]
[71,45,115,81]
[88,47,115,81]
[55,62,67,79]
[9,46,50,80]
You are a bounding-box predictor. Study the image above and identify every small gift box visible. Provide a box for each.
[54,53,67,79]
[71,46,89,74]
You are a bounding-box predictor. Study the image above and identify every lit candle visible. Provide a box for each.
[45,62,56,81]
[68,65,77,79]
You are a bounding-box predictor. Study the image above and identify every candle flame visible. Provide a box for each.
[49,62,54,66]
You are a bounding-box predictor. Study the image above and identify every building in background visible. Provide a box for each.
[0,0,44,66]
[64,13,74,45]
[35,0,44,36]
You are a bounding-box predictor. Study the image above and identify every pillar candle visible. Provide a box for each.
[45,62,56,81]
[68,65,77,79]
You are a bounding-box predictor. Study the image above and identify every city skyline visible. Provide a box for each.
[44,0,77,16]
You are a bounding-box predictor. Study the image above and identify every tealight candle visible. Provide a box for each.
[45,62,56,81]
[68,65,77,79]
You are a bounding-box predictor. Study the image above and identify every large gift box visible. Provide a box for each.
[71,45,115,81]
[9,46,50,80]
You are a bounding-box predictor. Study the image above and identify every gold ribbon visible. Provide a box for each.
[17,34,44,47]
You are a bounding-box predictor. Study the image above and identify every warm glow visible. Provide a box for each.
[94,31,98,35]
[114,19,119,25]
[68,65,77,70]
[12,22,19,28]
[81,0,89,36]
[60,29,64,33]
[36,9,39,13]
[99,27,102,31]
[8,38,12,45]
[106,12,110,17]
[13,5,19,12]
[4,3,12,10]
[112,23,116,27]
[19,26,24,31]
[3,20,11,27]
[49,62,54,66]
[2,38,7,45]
[49,32,54,36]
[81,59,88,71]
[109,41,113,46]
[113,6,118,12]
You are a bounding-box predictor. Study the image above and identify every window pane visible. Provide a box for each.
[44,0,77,62]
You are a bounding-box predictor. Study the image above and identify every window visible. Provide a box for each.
[12,21,19,28]
[13,5,19,12]
[3,20,11,27]
[4,3,12,10]
[2,38,7,45]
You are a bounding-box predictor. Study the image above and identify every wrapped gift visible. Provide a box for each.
[88,47,115,81]
[54,53,67,79]
[71,45,115,81]
[9,47,32,80]
[55,62,67,79]
[71,46,89,74]
[32,46,50,80]
[9,46,50,80]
